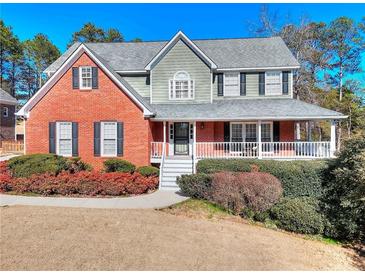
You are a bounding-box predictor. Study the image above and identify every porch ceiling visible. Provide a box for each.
[150,99,347,121]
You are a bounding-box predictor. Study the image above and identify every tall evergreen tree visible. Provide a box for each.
[68,22,124,47]
[23,34,60,88]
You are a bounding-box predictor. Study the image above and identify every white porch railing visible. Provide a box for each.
[151,142,164,158]
[196,142,259,159]
[195,141,331,159]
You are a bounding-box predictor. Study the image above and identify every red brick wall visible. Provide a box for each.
[26,53,151,170]
[279,121,295,141]
[196,122,215,142]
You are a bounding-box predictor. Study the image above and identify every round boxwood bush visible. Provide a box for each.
[7,154,69,178]
[270,197,324,235]
[176,174,212,199]
[103,159,136,173]
[136,166,159,177]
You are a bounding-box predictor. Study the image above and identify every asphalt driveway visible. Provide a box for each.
[0,205,358,270]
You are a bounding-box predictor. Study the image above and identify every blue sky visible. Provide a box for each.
[1,3,364,96]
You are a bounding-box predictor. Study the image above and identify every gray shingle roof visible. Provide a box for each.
[0,88,17,105]
[45,36,299,73]
[150,99,346,120]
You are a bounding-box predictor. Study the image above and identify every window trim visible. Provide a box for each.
[265,71,282,96]
[79,66,92,90]
[223,72,240,97]
[56,121,73,157]
[261,121,273,142]
[100,121,118,157]
[169,71,194,100]
[230,121,273,143]
[3,106,9,117]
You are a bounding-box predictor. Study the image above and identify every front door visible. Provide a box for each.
[174,122,189,155]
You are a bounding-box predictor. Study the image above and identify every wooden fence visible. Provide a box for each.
[0,140,24,155]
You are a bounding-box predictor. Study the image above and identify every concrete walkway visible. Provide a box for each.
[0,190,189,209]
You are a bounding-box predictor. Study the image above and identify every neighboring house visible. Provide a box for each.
[0,88,17,145]
[17,31,346,189]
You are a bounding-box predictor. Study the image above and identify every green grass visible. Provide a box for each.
[162,198,231,219]
[304,235,341,245]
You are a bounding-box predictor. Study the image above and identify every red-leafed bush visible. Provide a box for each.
[0,161,12,192]
[0,160,158,196]
[211,171,283,214]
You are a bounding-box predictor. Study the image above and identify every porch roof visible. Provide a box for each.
[150,99,347,121]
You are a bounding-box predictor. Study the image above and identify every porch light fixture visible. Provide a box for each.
[200,122,205,129]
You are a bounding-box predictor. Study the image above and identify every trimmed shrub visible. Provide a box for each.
[1,171,158,196]
[0,161,12,192]
[104,159,136,173]
[7,154,69,178]
[176,174,212,199]
[270,197,324,235]
[197,159,326,198]
[65,157,92,173]
[321,138,365,242]
[136,166,159,177]
[211,171,283,214]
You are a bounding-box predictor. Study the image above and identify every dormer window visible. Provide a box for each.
[169,71,194,100]
[80,66,92,89]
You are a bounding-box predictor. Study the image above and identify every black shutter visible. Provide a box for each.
[259,72,265,96]
[94,122,101,156]
[72,67,79,89]
[240,73,246,96]
[282,71,289,95]
[117,122,124,157]
[217,73,224,96]
[49,122,56,153]
[273,121,280,142]
[92,67,98,89]
[224,122,230,142]
[72,122,78,157]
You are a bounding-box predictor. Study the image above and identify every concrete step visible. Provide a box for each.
[164,159,193,164]
[163,167,193,173]
[162,172,192,178]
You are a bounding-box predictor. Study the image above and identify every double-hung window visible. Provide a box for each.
[169,71,194,100]
[245,124,257,142]
[265,71,282,95]
[261,123,272,142]
[80,66,92,89]
[101,122,117,157]
[224,73,240,96]
[56,122,72,157]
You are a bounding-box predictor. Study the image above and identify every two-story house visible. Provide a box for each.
[17,31,346,189]
[1,88,18,145]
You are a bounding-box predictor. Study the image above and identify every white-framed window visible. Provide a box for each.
[265,71,282,95]
[169,71,194,100]
[3,107,9,117]
[80,66,92,89]
[101,122,117,157]
[245,123,257,142]
[261,123,273,142]
[56,122,72,157]
[230,123,243,142]
[224,72,240,96]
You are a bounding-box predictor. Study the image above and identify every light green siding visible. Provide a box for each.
[151,40,211,104]
[213,71,293,100]
[122,76,150,98]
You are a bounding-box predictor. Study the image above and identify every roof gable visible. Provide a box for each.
[145,31,217,71]
[17,44,154,117]
[0,88,17,105]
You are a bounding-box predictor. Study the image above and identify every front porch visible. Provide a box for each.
[150,120,337,162]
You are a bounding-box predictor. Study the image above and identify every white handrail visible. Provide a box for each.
[151,142,163,158]
[158,142,166,189]
[195,141,331,159]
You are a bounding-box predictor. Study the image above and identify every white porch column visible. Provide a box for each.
[193,121,197,173]
[258,120,262,159]
[330,120,336,157]
[295,122,301,140]
[163,121,166,156]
